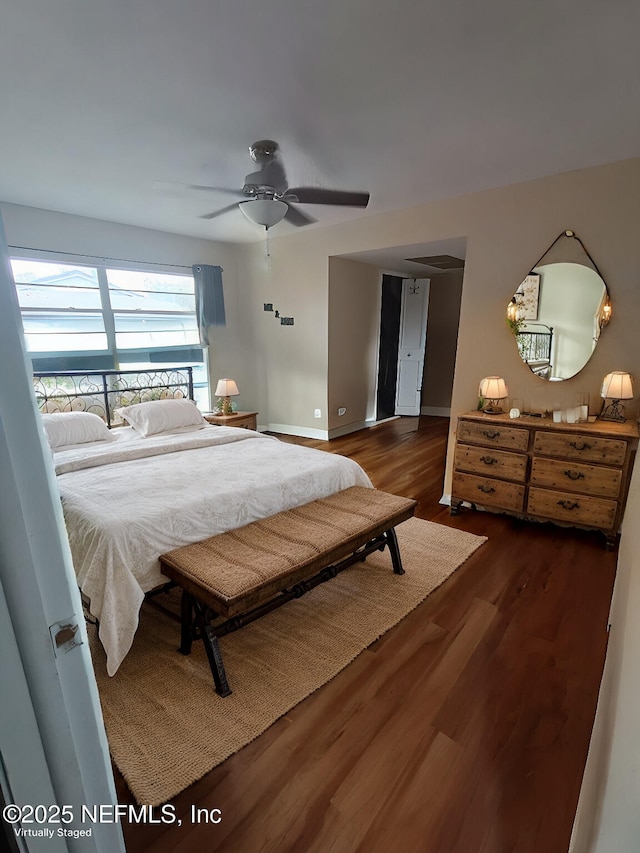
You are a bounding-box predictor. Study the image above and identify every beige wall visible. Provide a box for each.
[233,237,330,434]
[422,269,463,411]
[244,157,640,485]
[328,257,380,432]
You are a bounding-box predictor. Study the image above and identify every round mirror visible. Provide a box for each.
[507,231,611,381]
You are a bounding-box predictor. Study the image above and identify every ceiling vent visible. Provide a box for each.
[406,254,465,271]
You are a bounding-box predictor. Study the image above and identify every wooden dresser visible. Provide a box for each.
[451,411,638,548]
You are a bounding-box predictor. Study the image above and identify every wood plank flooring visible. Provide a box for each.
[115,416,615,853]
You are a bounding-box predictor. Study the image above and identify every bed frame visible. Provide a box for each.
[32,367,194,428]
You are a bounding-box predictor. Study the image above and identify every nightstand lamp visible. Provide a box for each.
[215,378,239,416]
[479,376,509,415]
[599,371,633,422]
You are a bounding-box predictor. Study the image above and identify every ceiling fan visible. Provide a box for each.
[191,140,370,230]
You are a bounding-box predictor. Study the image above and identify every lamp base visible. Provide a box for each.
[482,404,504,415]
[216,397,233,416]
[598,400,626,422]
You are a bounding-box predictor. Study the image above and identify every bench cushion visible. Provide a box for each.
[159,486,416,617]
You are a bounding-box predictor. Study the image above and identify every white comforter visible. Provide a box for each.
[54,426,372,675]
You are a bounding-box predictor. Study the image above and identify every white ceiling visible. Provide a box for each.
[1,0,640,244]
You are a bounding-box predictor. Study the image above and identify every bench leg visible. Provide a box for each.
[192,598,233,698]
[385,527,405,575]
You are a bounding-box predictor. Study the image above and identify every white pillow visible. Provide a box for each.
[115,398,206,437]
[42,411,113,449]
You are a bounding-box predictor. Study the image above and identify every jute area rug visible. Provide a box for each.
[89,517,486,806]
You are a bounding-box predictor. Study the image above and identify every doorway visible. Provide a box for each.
[375,274,403,420]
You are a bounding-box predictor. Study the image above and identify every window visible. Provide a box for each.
[11,258,209,409]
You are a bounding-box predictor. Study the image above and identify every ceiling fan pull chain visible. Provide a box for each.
[265,230,272,269]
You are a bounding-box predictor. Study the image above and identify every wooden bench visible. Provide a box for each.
[159,486,417,696]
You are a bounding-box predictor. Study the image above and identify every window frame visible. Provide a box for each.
[10,252,209,404]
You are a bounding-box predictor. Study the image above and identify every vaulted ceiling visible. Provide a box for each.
[1,0,639,243]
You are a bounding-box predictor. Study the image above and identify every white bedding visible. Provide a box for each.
[54,426,372,675]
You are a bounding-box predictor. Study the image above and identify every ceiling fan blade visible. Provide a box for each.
[198,203,240,220]
[189,184,244,197]
[287,188,370,208]
[284,203,317,227]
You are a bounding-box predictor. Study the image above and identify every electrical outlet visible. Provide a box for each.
[338,407,346,416]
[314,409,322,418]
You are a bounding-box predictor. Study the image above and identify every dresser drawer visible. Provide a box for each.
[457,420,529,452]
[527,486,617,530]
[204,412,258,430]
[455,444,527,483]
[453,472,525,512]
[530,457,622,498]
[228,416,257,430]
[533,430,627,465]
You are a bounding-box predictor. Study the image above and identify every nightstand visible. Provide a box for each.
[204,411,258,430]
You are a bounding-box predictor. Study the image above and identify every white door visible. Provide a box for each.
[0,216,125,852]
[395,278,430,416]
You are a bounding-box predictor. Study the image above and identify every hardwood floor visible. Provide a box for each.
[116,416,615,853]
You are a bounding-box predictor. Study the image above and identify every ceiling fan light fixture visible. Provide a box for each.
[239,198,288,229]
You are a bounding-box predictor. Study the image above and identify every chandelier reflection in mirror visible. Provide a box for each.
[507,230,612,381]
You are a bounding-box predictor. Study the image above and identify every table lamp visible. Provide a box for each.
[480,376,509,415]
[215,379,239,415]
[599,371,633,422]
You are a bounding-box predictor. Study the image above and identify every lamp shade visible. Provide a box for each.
[239,198,288,228]
[601,371,633,400]
[479,376,509,400]
[215,378,239,397]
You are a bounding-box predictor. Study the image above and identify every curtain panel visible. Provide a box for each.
[193,264,225,346]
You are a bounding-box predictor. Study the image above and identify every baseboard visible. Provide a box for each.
[263,423,329,440]
[421,406,451,417]
[263,417,400,441]
[327,418,387,439]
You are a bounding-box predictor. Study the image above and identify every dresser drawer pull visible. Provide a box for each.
[558,499,580,511]
[477,484,496,494]
[569,440,592,451]
[480,455,498,465]
[563,469,585,481]
[482,430,501,440]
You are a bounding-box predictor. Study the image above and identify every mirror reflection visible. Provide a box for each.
[507,232,610,381]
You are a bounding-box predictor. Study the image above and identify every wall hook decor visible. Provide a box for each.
[263,303,294,325]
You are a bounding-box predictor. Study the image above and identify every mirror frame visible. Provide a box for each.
[507,230,611,381]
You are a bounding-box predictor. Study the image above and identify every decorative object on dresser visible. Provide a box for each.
[599,371,633,422]
[479,376,509,414]
[451,411,639,549]
[204,411,258,430]
[214,377,240,415]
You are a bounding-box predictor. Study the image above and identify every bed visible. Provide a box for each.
[34,369,373,675]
